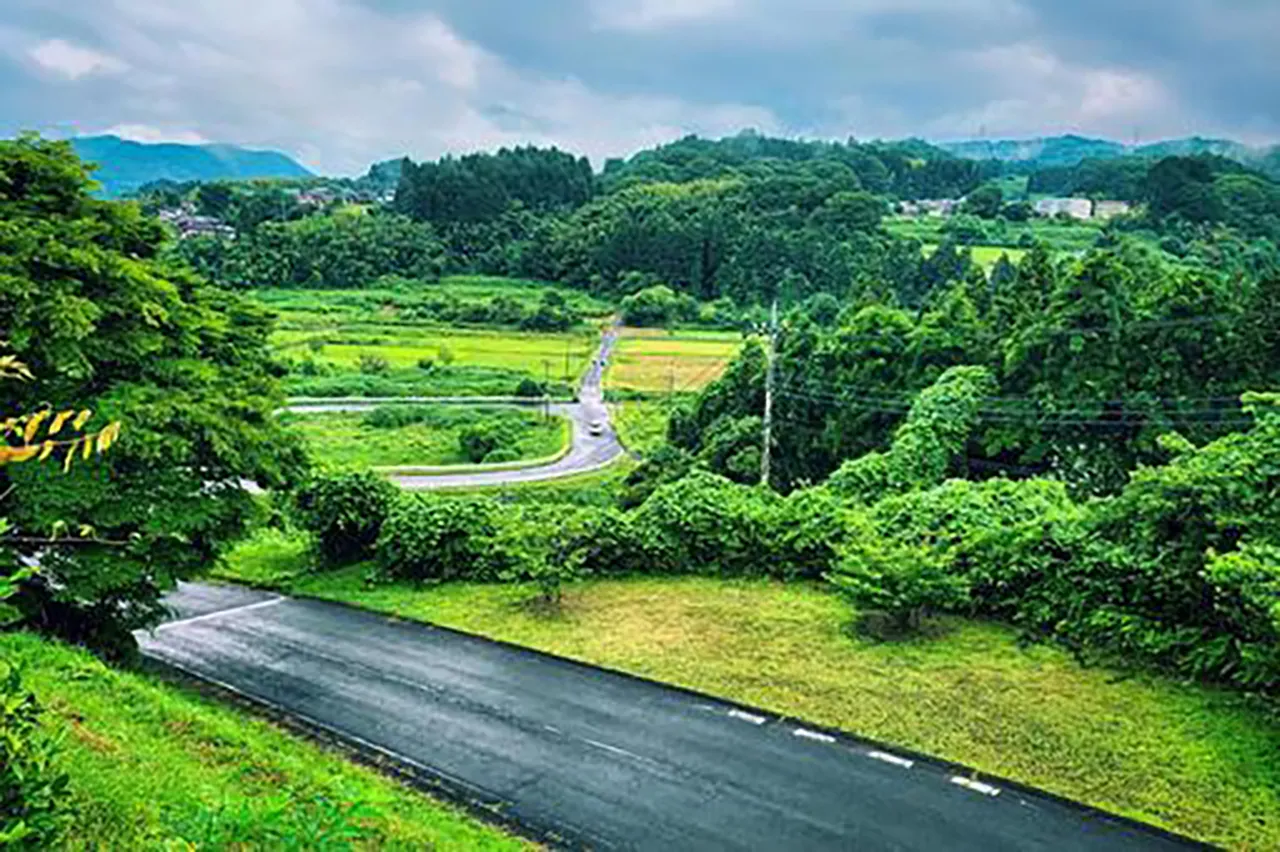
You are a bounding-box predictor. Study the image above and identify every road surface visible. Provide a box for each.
[285,327,625,490]
[139,584,1195,852]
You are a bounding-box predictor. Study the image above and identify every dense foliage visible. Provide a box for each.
[0,135,304,652]
[0,663,70,847]
[294,470,397,566]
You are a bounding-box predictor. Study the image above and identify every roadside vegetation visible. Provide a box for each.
[1,633,526,850]
[218,536,1280,850]
[606,328,745,395]
[282,405,570,469]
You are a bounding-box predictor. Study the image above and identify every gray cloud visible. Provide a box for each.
[0,0,1275,175]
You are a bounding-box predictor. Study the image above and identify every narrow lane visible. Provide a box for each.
[139,584,1197,852]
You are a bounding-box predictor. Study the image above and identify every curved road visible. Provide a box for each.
[288,327,625,490]
[140,583,1198,852]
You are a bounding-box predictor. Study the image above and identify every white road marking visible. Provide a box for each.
[951,776,1001,797]
[728,709,767,725]
[793,728,836,744]
[867,750,915,769]
[584,738,648,763]
[155,597,285,631]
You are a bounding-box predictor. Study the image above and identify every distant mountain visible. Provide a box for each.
[938,135,1126,167]
[71,135,313,198]
[936,134,1279,176]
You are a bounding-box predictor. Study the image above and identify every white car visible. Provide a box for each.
[587,420,606,437]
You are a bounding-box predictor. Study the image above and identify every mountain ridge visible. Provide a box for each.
[71,134,313,197]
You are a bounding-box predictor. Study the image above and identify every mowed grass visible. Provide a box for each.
[0,632,527,850]
[607,328,745,393]
[218,541,1280,850]
[281,406,570,469]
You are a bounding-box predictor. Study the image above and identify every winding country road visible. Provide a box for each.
[139,583,1198,852]
[287,327,625,489]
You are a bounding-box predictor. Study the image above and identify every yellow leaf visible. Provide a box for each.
[38,440,55,461]
[49,410,75,436]
[63,440,77,472]
[8,446,39,463]
[23,410,49,444]
[73,410,93,431]
[82,436,93,460]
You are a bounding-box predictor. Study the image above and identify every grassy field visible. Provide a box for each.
[885,215,1103,253]
[282,405,570,469]
[609,398,674,457]
[257,279,608,399]
[606,328,745,394]
[0,632,526,849]
[923,243,1028,270]
[217,542,1280,851]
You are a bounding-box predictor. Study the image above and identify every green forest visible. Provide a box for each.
[4,128,1280,848]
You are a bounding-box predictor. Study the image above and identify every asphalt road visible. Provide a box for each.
[139,583,1195,852]
[285,327,625,490]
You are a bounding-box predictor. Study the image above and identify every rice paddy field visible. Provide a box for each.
[255,280,608,398]
[922,243,1028,270]
[885,215,1103,254]
[606,327,746,395]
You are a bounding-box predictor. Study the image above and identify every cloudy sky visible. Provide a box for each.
[2,0,1277,175]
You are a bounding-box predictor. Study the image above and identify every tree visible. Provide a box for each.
[0,135,305,653]
[960,183,1004,219]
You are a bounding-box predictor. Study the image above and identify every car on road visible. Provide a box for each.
[587,419,606,437]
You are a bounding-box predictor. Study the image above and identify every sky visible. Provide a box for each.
[2,0,1277,175]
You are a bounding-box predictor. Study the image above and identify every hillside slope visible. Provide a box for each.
[72,135,313,197]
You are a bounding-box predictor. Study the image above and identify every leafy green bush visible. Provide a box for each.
[375,494,510,582]
[0,664,70,848]
[458,421,516,464]
[294,471,397,566]
[631,471,779,576]
[357,353,390,375]
[515,378,546,398]
[828,366,996,503]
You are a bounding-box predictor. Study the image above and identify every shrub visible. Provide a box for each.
[515,378,546,398]
[416,357,435,372]
[0,664,71,848]
[375,494,510,582]
[357,353,390,375]
[458,421,516,464]
[294,471,397,566]
[483,448,522,465]
[631,471,779,576]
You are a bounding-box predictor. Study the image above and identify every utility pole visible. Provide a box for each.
[761,299,778,490]
[545,355,555,419]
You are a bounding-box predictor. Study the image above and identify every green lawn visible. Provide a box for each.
[923,243,1028,270]
[217,541,1280,851]
[0,632,527,850]
[885,216,1103,253]
[281,406,569,469]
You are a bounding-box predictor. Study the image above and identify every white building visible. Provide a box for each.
[1035,198,1093,220]
[1092,200,1133,220]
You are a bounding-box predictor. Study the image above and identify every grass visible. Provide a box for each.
[609,398,673,457]
[217,543,1280,851]
[885,215,1103,253]
[0,632,527,850]
[607,328,744,394]
[281,406,569,469]
[923,243,1028,270]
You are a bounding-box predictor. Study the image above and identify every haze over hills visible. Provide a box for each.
[936,134,1276,172]
[71,135,312,198]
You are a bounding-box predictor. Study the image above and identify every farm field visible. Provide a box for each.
[606,327,746,394]
[923,243,1028,270]
[885,215,1102,253]
[282,404,570,469]
[0,633,524,849]
[255,279,608,398]
[216,544,1280,852]
[609,398,675,457]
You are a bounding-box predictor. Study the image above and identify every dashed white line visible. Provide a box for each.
[951,776,1001,797]
[867,750,915,769]
[793,728,836,744]
[728,709,767,725]
[154,597,285,631]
